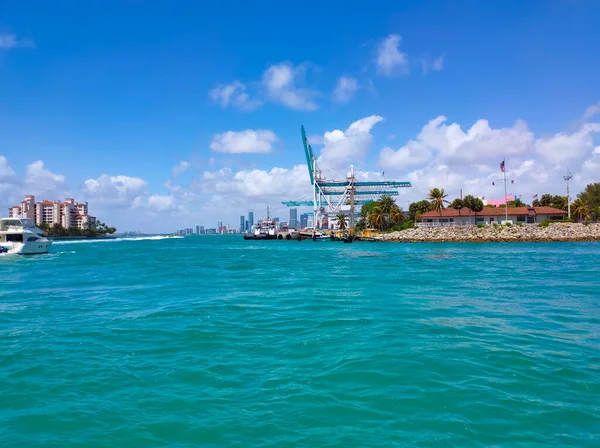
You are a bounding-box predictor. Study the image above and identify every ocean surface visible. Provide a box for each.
[1,236,599,447]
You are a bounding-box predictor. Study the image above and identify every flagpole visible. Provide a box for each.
[503,158,508,222]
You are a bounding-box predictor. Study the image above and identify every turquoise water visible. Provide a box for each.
[1,236,599,447]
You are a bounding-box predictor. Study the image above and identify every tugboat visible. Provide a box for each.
[243,207,279,240]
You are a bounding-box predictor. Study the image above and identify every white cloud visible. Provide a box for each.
[333,76,359,104]
[432,55,445,71]
[318,115,384,170]
[193,164,311,221]
[0,155,16,180]
[380,115,536,170]
[0,34,34,49]
[25,161,68,198]
[83,174,147,207]
[421,54,445,74]
[147,194,175,212]
[0,158,68,212]
[210,130,277,154]
[171,160,190,177]
[379,104,600,204]
[261,62,318,111]
[376,34,409,76]
[536,123,600,166]
[583,101,600,121]
[209,81,263,111]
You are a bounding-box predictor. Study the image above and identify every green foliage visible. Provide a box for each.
[427,188,450,215]
[538,218,572,227]
[450,198,463,211]
[463,195,484,215]
[408,200,433,221]
[335,212,347,231]
[504,222,512,226]
[41,221,117,237]
[534,194,568,210]
[578,183,600,212]
[476,223,485,228]
[362,195,408,232]
[507,198,528,207]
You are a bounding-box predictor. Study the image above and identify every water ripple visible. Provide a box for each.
[1,238,599,446]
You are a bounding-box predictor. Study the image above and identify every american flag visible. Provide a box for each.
[500,160,505,172]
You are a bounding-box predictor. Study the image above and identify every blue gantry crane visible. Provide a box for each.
[282,126,412,229]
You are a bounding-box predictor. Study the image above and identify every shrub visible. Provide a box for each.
[505,222,512,227]
[476,223,485,228]
[538,219,571,227]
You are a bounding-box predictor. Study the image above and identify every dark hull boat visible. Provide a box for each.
[243,234,278,240]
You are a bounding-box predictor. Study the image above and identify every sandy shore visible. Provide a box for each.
[382,223,600,242]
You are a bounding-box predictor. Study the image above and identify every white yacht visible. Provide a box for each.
[0,218,52,255]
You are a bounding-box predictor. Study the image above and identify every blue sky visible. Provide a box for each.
[1,0,599,231]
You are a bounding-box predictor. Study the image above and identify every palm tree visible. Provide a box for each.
[572,199,590,223]
[390,206,404,224]
[336,212,347,230]
[369,205,386,230]
[428,188,450,215]
[450,198,463,216]
[378,195,396,215]
[591,205,600,222]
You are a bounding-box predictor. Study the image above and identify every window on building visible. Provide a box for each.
[517,216,526,222]
[475,217,484,223]
[549,215,564,220]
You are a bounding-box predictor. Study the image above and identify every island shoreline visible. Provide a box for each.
[380,223,600,243]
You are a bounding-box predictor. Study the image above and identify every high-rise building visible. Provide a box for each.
[9,195,96,229]
[245,220,249,232]
[289,208,298,229]
[240,215,245,233]
[300,213,308,229]
[196,225,200,235]
[218,220,223,229]
[248,211,254,229]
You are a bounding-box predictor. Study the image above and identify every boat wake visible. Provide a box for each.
[52,236,183,245]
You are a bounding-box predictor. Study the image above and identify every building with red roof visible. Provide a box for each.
[419,206,567,226]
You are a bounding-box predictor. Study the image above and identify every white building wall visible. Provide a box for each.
[420,212,566,226]
[9,206,22,218]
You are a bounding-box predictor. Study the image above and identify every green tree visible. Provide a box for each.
[578,183,600,211]
[463,195,484,220]
[408,200,433,221]
[572,198,589,223]
[390,206,404,224]
[507,198,527,207]
[378,195,396,215]
[427,188,450,215]
[551,195,568,210]
[591,205,600,222]
[539,194,553,207]
[336,212,347,230]
[450,198,464,215]
[368,205,385,230]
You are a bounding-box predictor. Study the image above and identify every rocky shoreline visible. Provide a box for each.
[381,223,600,243]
